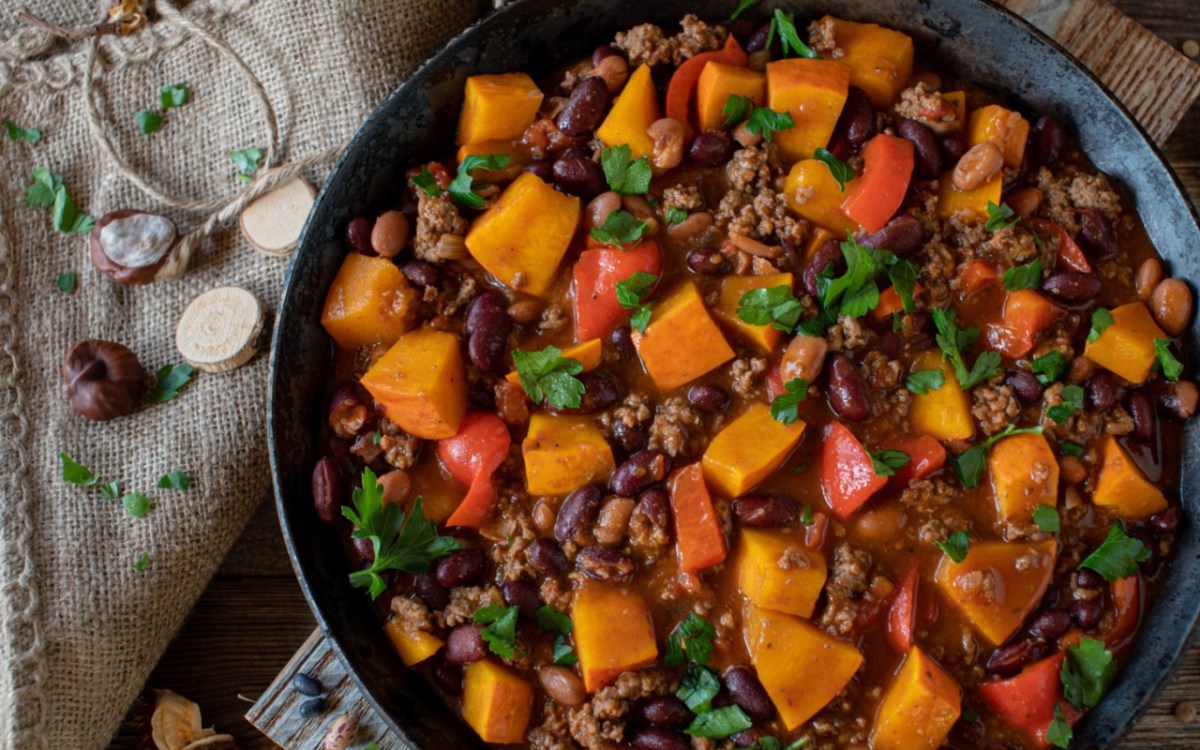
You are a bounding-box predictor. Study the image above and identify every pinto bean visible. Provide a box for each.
[666,210,713,241]
[838,86,876,148]
[686,246,731,276]
[723,664,774,720]
[642,696,693,727]
[1160,380,1199,419]
[1136,259,1164,301]
[435,548,487,588]
[731,493,799,527]
[610,450,669,496]
[1005,187,1043,217]
[857,214,924,256]
[529,537,569,577]
[687,384,730,413]
[952,142,1004,191]
[689,131,733,166]
[328,383,371,438]
[552,148,607,198]
[595,497,636,545]
[576,545,636,584]
[589,54,629,95]
[897,118,941,178]
[370,210,409,258]
[985,638,1045,676]
[444,625,488,664]
[827,354,871,421]
[780,334,828,384]
[555,484,604,544]
[586,191,622,229]
[647,118,686,171]
[311,457,344,523]
[803,240,846,297]
[1151,278,1193,336]
[537,665,586,707]
[556,76,609,136]
[1042,272,1101,302]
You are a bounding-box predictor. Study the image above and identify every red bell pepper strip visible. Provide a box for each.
[572,238,662,342]
[1027,217,1092,273]
[979,652,1084,746]
[888,435,947,487]
[841,134,915,233]
[819,421,887,520]
[1105,574,1142,651]
[664,35,748,137]
[438,411,511,527]
[668,463,727,573]
[885,563,919,654]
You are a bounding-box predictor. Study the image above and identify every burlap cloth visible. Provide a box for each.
[0,1,483,747]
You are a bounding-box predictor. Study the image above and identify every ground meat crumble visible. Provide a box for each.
[613,14,726,67]
[648,395,704,457]
[567,669,672,749]
[414,191,468,262]
[716,145,808,245]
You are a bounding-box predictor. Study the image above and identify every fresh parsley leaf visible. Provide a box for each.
[56,272,76,293]
[1061,440,1084,457]
[1046,704,1073,749]
[814,147,852,193]
[931,307,1002,390]
[1088,307,1114,343]
[737,285,803,332]
[5,120,42,142]
[934,529,970,563]
[746,106,795,142]
[1003,259,1043,291]
[723,93,753,128]
[665,613,717,667]
[160,82,191,110]
[60,452,99,486]
[536,605,572,636]
[1031,351,1068,385]
[474,604,522,660]
[1033,503,1061,533]
[796,308,838,337]
[677,661,721,712]
[552,636,577,666]
[1047,384,1084,424]
[985,201,1021,232]
[342,468,462,598]
[411,165,444,197]
[371,429,382,445]
[600,144,652,195]
[135,110,164,135]
[819,238,885,319]
[99,481,120,500]
[134,553,149,571]
[1155,338,1183,381]
[149,363,196,402]
[122,493,152,518]
[1077,522,1150,581]
[589,209,647,248]
[616,271,657,333]
[770,378,808,425]
[664,205,688,226]
[685,704,753,738]
[229,146,263,183]
[892,311,903,332]
[888,258,919,313]
[449,153,513,208]
[511,345,587,410]
[157,471,191,490]
[772,9,820,59]
[870,449,911,477]
[729,0,761,20]
[950,423,1045,489]
[801,504,813,525]
[906,369,945,395]
[1061,636,1117,711]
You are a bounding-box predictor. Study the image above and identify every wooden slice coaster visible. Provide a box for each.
[238,177,317,256]
[175,286,267,373]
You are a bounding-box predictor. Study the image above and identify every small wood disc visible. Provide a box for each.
[238,177,316,256]
[175,286,267,373]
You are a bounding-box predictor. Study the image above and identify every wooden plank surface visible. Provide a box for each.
[109,2,1200,749]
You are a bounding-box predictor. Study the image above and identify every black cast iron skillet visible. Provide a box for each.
[269,1,1200,747]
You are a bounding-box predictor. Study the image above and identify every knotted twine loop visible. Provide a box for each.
[81,0,341,274]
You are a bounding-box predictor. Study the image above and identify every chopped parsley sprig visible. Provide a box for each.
[950,423,1045,488]
[814,147,852,193]
[745,107,794,142]
[590,209,647,248]
[737,285,803,332]
[1077,522,1149,580]
[615,271,657,333]
[511,345,587,410]
[770,378,808,425]
[665,615,754,739]
[931,308,1002,391]
[474,604,522,659]
[600,144,652,195]
[449,153,512,208]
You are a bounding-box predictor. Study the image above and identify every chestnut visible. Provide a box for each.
[90,209,184,284]
[61,340,147,420]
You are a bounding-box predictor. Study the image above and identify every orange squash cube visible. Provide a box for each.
[734,528,826,617]
[1092,435,1168,519]
[712,273,795,353]
[908,349,974,441]
[935,539,1057,645]
[461,659,534,743]
[821,16,914,108]
[521,413,615,496]
[320,253,419,349]
[506,338,602,387]
[937,171,1002,221]
[360,328,467,439]
[766,59,851,163]
[784,158,860,235]
[573,582,658,692]
[1083,302,1166,384]
[702,403,806,497]
[696,62,765,132]
[633,281,735,390]
[596,64,662,160]
[872,646,962,750]
[988,432,1059,524]
[968,104,1030,168]
[385,617,444,667]
[457,73,544,146]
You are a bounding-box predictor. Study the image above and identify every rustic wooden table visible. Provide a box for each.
[111,2,1200,748]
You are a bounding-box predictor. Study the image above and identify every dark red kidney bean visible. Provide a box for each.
[528,537,569,577]
[1077,209,1117,257]
[727,18,759,46]
[435,548,488,588]
[630,727,689,750]
[1076,568,1104,590]
[689,131,733,166]
[444,624,488,664]
[1160,381,1200,420]
[611,326,637,359]
[311,457,344,523]
[985,638,1045,676]
[552,149,607,198]
[400,260,440,288]
[1006,369,1044,404]
[1027,610,1072,640]
[554,371,620,415]
[803,240,846,297]
[642,695,692,728]
[827,354,871,421]
[523,158,554,181]
[743,21,774,53]
[723,664,774,720]
[576,545,636,584]
[1150,506,1181,534]
[352,536,375,565]
[555,484,604,543]
[611,419,649,454]
[897,118,941,178]
[468,317,512,373]
[501,580,541,617]
[686,246,731,276]
[345,216,374,255]
[1129,388,1156,442]
[610,450,669,496]
[1042,272,1101,302]
[836,86,876,148]
[466,290,508,336]
[857,214,924,256]
[1031,115,1067,169]
[1070,599,1102,630]
[940,132,967,164]
[687,384,730,413]
[414,573,450,610]
[556,77,609,136]
[732,728,766,748]
[592,44,621,66]
[637,487,673,537]
[1086,371,1120,411]
[430,658,463,695]
[732,493,798,528]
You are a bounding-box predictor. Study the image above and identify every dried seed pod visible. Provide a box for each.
[90,209,185,284]
[150,690,210,750]
[323,713,358,750]
[62,339,147,420]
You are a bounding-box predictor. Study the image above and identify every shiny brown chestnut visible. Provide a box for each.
[61,339,147,420]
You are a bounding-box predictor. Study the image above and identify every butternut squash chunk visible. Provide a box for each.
[908,349,974,441]
[988,432,1059,524]
[457,73,544,146]
[734,528,826,617]
[702,403,806,497]
[784,159,860,235]
[461,659,534,743]
[1092,435,1168,519]
[522,413,615,495]
[320,253,419,349]
[465,172,581,297]
[820,16,914,108]
[712,273,795,353]
[456,139,528,182]
[360,328,467,439]
[968,104,1030,168]
[743,604,863,729]
[936,171,1002,221]
[696,62,765,132]
[1083,302,1165,384]
[573,581,658,692]
[385,617,443,667]
[505,338,602,386]
[934,539,1057,645]
[872,646,962,750]
[633,281,735,390]
[596,64,662,160]
[766,59,851,163]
